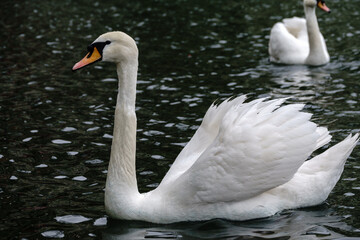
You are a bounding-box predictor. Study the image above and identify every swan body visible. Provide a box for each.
[73,31,358,223]
[269,0,330,65]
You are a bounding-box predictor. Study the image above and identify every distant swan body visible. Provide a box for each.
[269,0,330,65]
[73,31,358,223]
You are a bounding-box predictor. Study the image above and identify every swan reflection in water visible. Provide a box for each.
[267,65,331,101]
[102,206,357,239]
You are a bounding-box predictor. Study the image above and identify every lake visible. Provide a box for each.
[1,0,360,239]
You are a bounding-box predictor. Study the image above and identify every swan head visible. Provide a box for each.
[72,31,138,71]
[304,0,331,13]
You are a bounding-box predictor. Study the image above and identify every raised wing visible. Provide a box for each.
[165,98,321,204]
[160,96,247,185]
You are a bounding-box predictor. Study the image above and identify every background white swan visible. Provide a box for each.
[73,31,358,224]
[269,0,330,65]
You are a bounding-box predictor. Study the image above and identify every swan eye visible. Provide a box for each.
[86,41,111,58]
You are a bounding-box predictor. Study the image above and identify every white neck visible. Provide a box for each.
[304,6,329,65]
[115,62,137,109]
[105,60,141,218]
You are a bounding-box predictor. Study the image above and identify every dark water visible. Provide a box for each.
[1,0,360,239]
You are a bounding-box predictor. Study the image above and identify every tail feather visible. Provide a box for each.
[284,133,359,208]
[302,133,358,174]
[314,127,332,151]
[299,133,359,200]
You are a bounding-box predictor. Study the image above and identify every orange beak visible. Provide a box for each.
[317,1,331,13]
[72,47,102,71]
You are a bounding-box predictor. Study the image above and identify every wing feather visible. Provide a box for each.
[166,98,320,204]
[160,96,247,184]
[269,17,309,64]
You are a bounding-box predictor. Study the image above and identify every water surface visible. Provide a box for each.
[1,0,360,239]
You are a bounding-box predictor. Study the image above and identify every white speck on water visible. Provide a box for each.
[55,215,91,224]
[344,178,357,181]
[103,134,113,139]
[54,175,68,179]
[87,127,100,132]
[45,86,55,91]
[52,139,71,144]
[28,81,37,85]
[94,217,107,226]
[146,183,159,188]
[61,127,77,132]
[101,78,117,82]
[140,171,154,176]
[10,176,18,180]
[67,151,78,156]
[72,176,87,181]
[35,164,48,168]
[22,137,32,142]
[85,159,103,165]
[91,142,106,146]
[41,230,64,238]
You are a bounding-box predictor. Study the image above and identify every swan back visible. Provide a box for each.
[269,18,309,64]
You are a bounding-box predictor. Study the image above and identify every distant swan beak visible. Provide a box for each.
[318,1,331,13]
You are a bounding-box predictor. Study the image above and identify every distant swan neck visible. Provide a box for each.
[105,60,139,204]
[304,6,328,64]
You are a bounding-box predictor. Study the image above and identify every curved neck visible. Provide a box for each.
[105,60,139,205]
[304,6,328,64]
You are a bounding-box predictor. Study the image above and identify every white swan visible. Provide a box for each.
[269,0,330,65]
[73,31,358,223]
